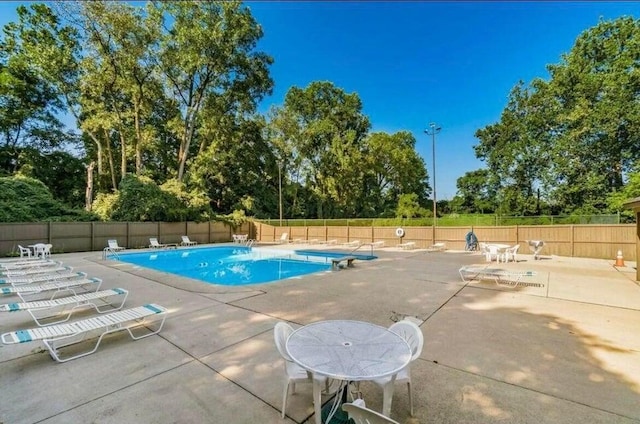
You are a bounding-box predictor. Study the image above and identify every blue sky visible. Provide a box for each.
[1,2,638,199]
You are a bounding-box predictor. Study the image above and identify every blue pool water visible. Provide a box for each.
[111,246,376,286]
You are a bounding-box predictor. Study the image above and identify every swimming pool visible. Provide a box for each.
[111,246,376,286]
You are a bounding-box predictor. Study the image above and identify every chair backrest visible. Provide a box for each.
[108,239,120,249]
[389,319,424,361]
[150,237,159,245]
[273,322,294,361]
[182,236,190,243]
[279,233,288,241]
[343,400,400,424]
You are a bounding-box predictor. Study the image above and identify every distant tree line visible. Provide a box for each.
[0,2,638,222]
[452,16,640,221]
[0,1,430,222]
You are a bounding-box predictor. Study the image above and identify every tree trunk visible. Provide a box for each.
[85,161,95,211]
[119,130,127,183]
[103,128,118,191]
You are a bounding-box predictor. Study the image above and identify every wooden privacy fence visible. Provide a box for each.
[1,221,635,261]
[0,221,253,257]
[256,222,637,261]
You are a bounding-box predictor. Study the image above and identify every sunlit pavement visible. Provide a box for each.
[1,245,639,424]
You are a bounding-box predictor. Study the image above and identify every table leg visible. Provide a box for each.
[313,379,322,424]
[381,374,398,417]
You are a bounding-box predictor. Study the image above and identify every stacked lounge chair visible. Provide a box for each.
[0,258,167,362]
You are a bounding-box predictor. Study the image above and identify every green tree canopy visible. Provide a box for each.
[0,175,96,222]
[474,16,640,216]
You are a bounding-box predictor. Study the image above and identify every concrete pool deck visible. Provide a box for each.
[1,244,639,423]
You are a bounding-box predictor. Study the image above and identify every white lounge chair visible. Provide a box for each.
[397,241,416,250]
[1,277,102,302]
[0,287,128,326]
[341,240,361,248]
[102,239,126,259]
[0,271,87,286]
[149,237,177,249]
[1,303,167,362]
[0,259,58,271]
[459,265,541,287]
[426,242,446,252]
[277,233,289,244]
[2,263,69,277]
[181,235,198,246]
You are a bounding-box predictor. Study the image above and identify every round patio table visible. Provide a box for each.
[286,320,412,424]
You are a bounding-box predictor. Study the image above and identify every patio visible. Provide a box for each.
[1,245,639,423]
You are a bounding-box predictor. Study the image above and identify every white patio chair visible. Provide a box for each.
[343,399,400,424]
[359,319,424,417]
[486,245,501,262]
[277,233,289,244]
[18,245,32,258]
[504,244,520,262]
[273,322,328,419]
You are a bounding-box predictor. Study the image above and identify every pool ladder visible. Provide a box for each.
[349,243,374,257]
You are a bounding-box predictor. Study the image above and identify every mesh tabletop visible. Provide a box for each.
[286,320,412,381]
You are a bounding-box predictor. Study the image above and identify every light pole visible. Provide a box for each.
[424,123,441,230]
[277,160,283,226]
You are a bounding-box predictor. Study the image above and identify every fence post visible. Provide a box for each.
[571,224,574,257]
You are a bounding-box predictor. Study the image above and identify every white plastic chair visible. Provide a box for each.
[371,319,424,417]
[273,322,328,419]
[18,245,32,258]
[343,399,400,424]
[504,244,520,262]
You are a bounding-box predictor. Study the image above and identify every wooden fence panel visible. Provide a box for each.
[373,227,403,247]
[326,227,348,243]
[186,222,210,244]
[0,223,49,256]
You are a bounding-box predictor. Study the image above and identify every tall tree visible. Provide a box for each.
[269,81,371,218]
[0,4,76,153]
[362,131,430,217]
[153,0,273,182]
[475,17,640,215]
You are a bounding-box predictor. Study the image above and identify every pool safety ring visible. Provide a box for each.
[395,227,405,237]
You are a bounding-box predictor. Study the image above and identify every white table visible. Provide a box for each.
[286,320,412,424]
